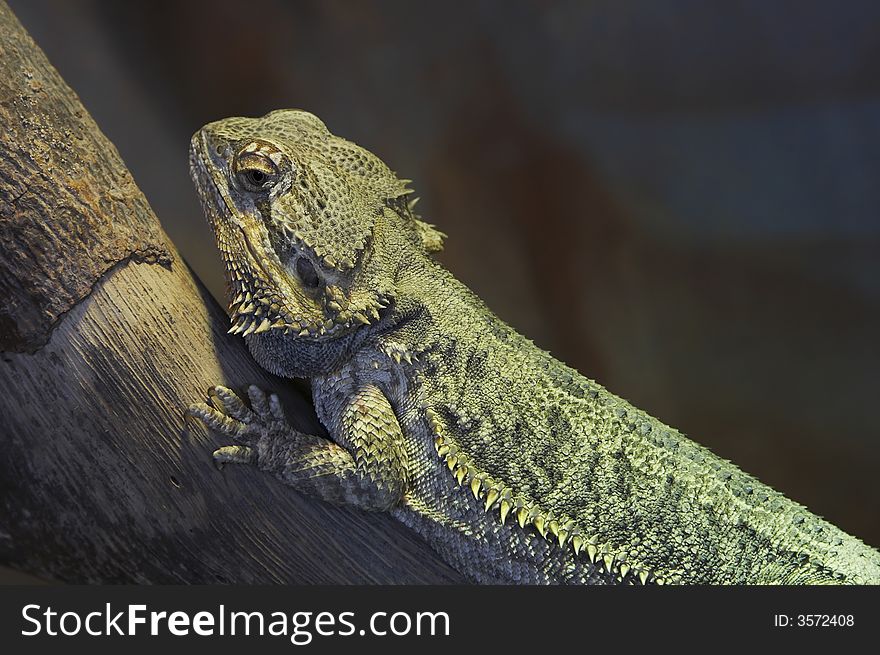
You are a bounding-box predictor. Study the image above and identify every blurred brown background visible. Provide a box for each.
[4,0,879,575]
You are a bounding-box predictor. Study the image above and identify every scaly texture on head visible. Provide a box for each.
[189,109,443,353]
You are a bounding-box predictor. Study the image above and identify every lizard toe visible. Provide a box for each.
[246,384,274,421]
[213,445,257,467]
[208,385,255,423]
[187,401,254,444]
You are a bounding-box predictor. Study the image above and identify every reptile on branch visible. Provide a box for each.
[187,109,880,584]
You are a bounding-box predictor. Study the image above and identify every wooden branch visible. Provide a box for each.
[0,0,462,584]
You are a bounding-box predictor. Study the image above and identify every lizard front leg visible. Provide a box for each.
[187,384,408,511]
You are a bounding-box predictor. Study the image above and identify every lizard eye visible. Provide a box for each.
[235,160,278,191]
[233,141,285,192]
[243,169,268,187]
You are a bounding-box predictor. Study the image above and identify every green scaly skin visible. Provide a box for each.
[187,109,880,584]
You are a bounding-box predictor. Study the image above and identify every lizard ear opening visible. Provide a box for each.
[414,219,446,253]
[295,256,321,289]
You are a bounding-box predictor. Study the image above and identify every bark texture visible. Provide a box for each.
[0,0,462,584]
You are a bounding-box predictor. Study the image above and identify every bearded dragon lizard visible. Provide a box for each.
[187,109,880,584]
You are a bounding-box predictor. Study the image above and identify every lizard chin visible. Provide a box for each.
[242,322,362,377]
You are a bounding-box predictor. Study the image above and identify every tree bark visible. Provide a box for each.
[0,0,462,584]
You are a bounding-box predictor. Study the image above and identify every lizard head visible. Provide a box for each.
[189,109,444,348]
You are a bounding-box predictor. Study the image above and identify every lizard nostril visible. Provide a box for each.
[295,256,320,289]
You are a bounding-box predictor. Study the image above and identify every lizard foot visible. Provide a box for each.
[188,383,405,510]
[187,385,291,467]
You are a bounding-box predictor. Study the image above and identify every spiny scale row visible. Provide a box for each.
[227,300,348,338]
[323,285,390,329]
[380,342,418,365]
[425,407,668,585]
[225,281,387,339]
